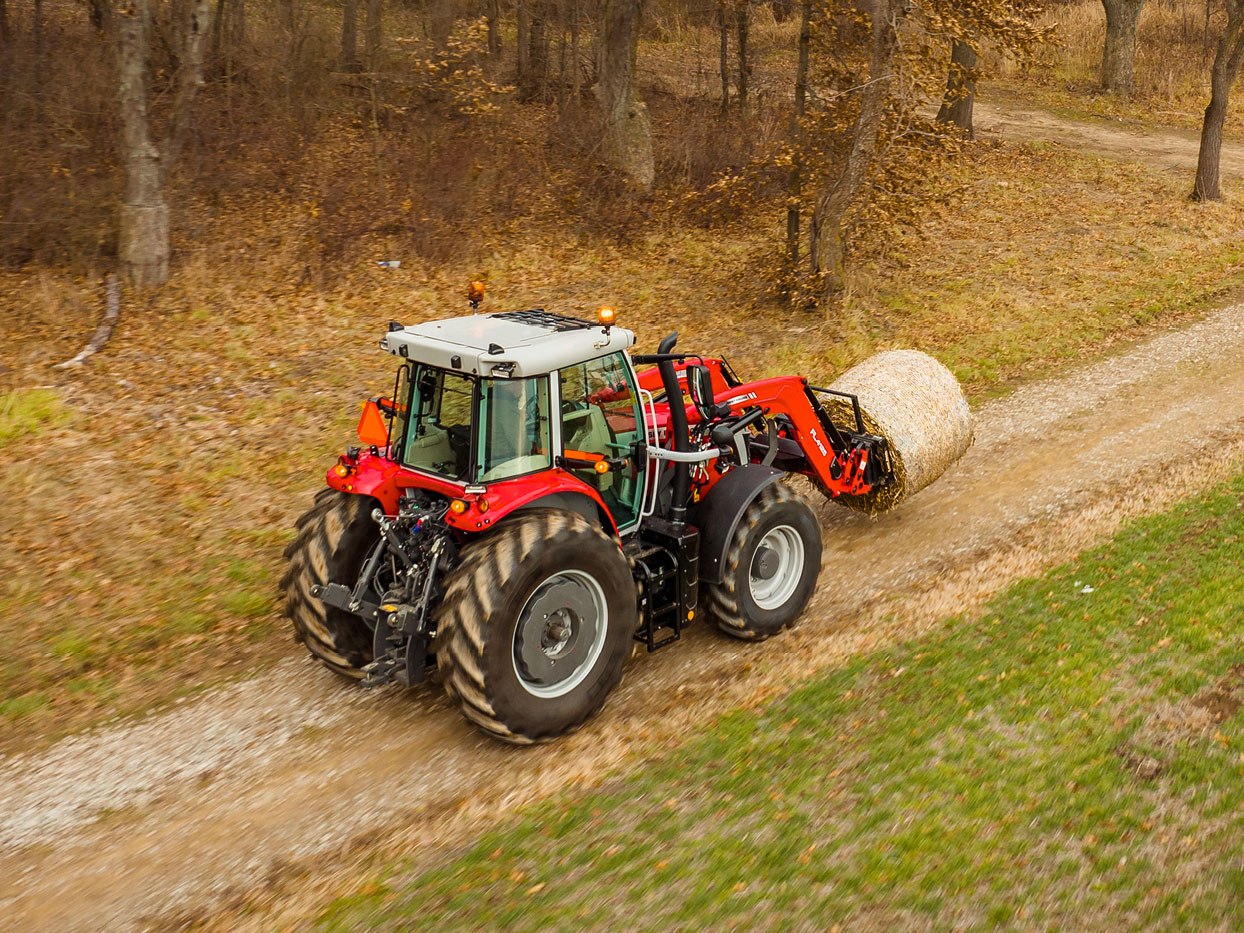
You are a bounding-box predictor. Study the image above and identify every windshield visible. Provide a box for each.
[402,365,551,483]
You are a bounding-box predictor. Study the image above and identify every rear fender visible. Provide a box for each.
[325,454,403,514]
[688,464,784,584]
[454,471,619,537]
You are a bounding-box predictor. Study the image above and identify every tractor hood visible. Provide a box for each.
[381,309,636,378]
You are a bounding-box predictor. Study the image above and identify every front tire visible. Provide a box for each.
[281,489,377,679]
[435,510,634,744]
[706,483,822,641]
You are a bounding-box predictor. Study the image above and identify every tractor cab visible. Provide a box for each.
[376,308,650,534]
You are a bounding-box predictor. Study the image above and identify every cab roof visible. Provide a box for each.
[380,309,636,378]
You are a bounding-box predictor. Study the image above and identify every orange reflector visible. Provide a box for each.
[449,499,468,515]
[597,305,616,326]
[687,610,694,621]
[594,460,610,474]
[357,399,390,447]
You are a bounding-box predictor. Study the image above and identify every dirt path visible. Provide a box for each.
[974,96,1244,176]
[5,290,1244,929]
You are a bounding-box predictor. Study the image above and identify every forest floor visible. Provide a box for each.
[2,96,1244,929]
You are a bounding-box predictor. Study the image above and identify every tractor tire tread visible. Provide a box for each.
[707,483,813,641]
[436,510,629,745]
[281,490,375,679]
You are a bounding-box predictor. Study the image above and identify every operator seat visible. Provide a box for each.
[562,405,614,494]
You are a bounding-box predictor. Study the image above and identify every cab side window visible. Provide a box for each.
[558,353,643,529]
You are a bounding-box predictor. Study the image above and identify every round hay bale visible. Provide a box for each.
[816,349,973,514]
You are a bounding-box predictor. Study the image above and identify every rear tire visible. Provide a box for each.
[435,510,634,744]
[281,489,377,679]
[706,484,822,641]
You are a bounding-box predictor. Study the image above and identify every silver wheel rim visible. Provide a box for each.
[748,525,804,610]
[512,570,608,699]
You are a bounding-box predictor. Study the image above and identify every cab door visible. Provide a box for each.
[556,352,647,533]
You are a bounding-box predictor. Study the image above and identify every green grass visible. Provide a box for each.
[318,476,1244,930]
[0,388,70,447]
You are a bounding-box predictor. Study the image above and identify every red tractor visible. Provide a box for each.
[283,298,896,743]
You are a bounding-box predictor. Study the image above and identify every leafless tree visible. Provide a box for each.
[365,0,383,68]
[936,39,978,136]
[810,0,901,300]
[1193,1,1244,200]
[340,0,359,72]
[429,0,455,48]
[786,0,812,269]
[1101,0,1146,95]
[597,0,654,189]
[116,0,213,287]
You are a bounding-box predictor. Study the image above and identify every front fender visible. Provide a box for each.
[687,464,784,584]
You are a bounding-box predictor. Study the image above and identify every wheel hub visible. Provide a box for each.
[514,577,600,689]
[752,545,779,581]
[748,525,805,611]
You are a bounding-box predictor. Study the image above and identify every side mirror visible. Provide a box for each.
[687,364,716,421]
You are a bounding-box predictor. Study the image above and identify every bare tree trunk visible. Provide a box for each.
[34,0,45,98]
[117,3,169,288]
[597,0,654,189]
[735,0,749,114]
[520,0,552,101]
[570,0,581,102]
[117,0,213,287]
[230,0,244,47]
[365,0,382,68]
[341,0,359,72]
[429,0,454,48]
[718,2,730,116]
[487,0,501,55]
[164,0,211,169]
[0,0,8,43]
[517,0,530,83]
[811,0,899,302]
[785,0,810,271]
[1193,5,1244,201]
[89,0,112,32]
[1101,0,1145,96]
[936,39,977,137]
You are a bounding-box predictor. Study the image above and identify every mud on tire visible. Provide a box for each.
[434,509,634,745]
[705,483,822,641]
[281,488,377,679]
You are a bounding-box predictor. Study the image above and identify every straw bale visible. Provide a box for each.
[816,350,973,514]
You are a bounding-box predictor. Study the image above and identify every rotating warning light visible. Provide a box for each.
[467,281,486,304]
[597,306,617,327]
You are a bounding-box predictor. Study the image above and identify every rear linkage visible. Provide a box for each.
[312,493,457,687]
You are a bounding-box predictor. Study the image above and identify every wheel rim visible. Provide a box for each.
[512,570,608,698]
[748,525,804,611]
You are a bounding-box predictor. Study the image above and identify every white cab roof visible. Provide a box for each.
[380,309,636,378]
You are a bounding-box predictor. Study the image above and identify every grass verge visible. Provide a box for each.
[317,474,1244,929]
